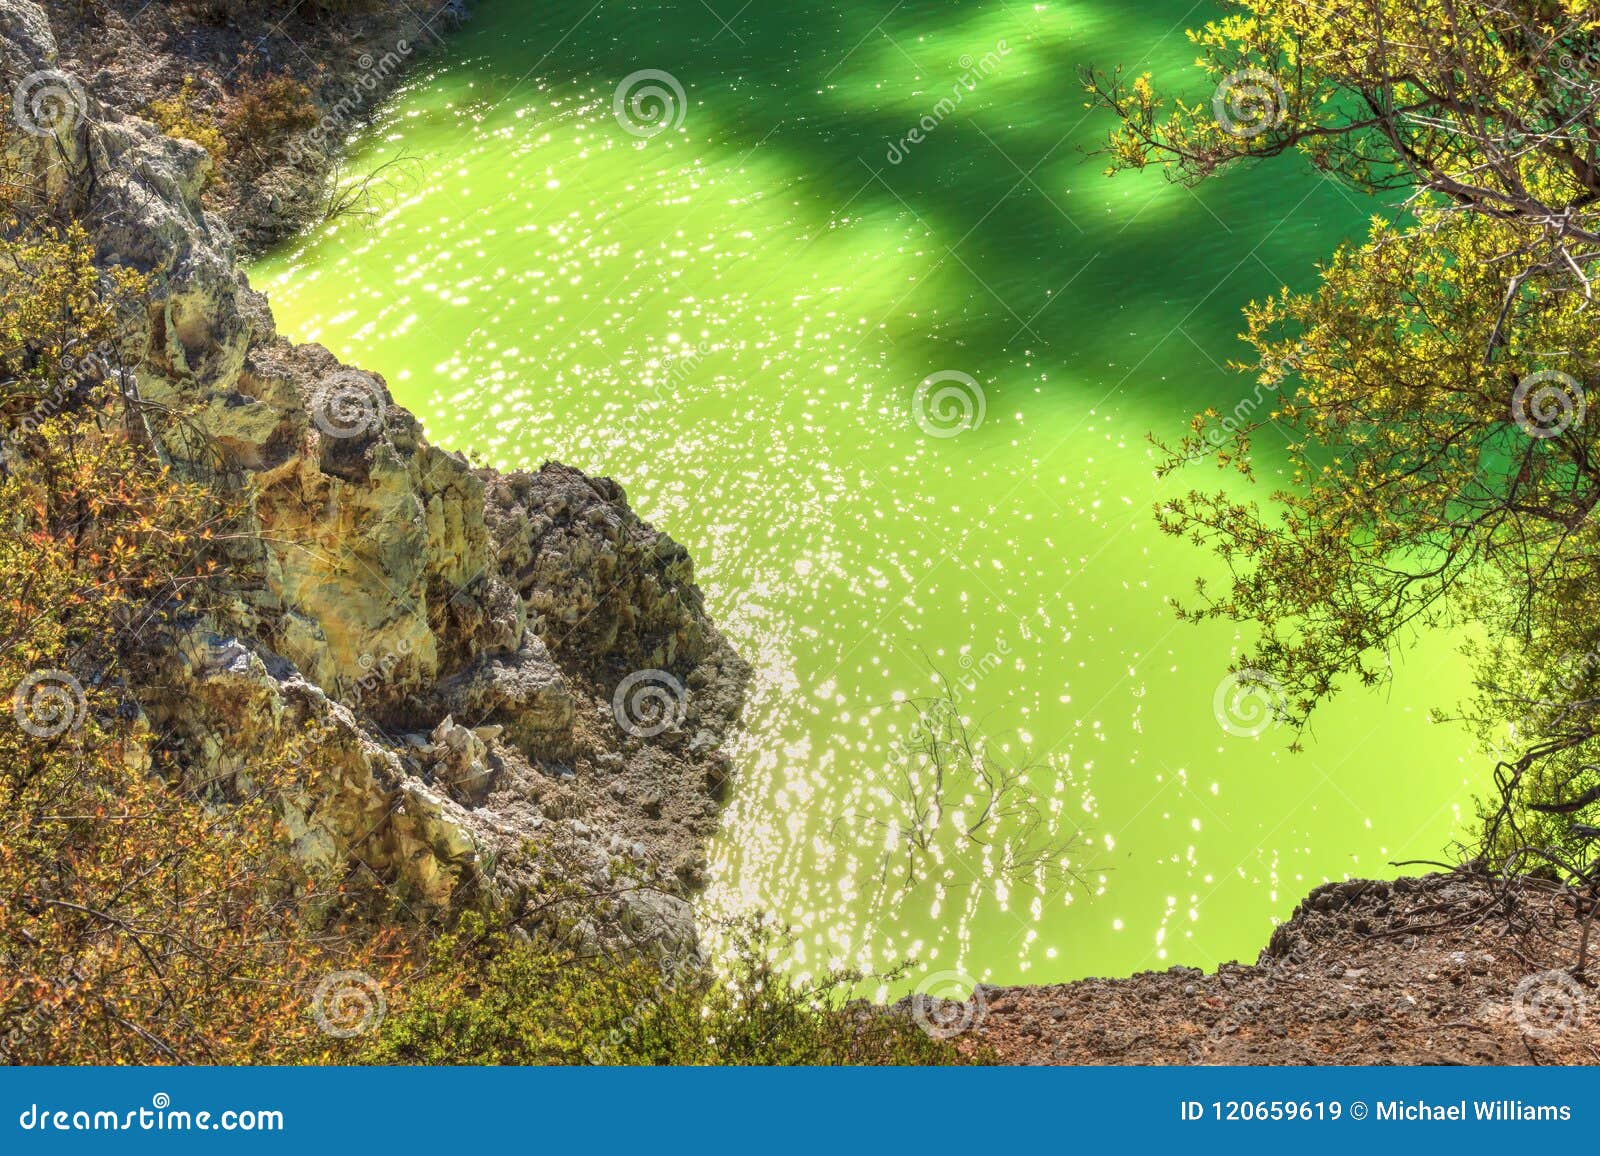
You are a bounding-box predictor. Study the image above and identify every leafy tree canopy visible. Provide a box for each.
[1086,0,1600,877]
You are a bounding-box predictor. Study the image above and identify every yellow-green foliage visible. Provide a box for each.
[147,79,227,176]
[1087,1,1600,874]
[0,176,418,1063]
[356,917,983,1067]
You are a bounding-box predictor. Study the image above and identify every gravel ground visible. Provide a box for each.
[959,873,1600,1065]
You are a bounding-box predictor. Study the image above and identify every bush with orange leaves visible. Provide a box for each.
[0,211,400,1064]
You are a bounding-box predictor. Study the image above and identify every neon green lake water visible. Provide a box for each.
[252,0,1481,994]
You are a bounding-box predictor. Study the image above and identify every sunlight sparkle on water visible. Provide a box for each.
[251,0,1480,991]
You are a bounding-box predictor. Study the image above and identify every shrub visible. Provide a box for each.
[146,78,227,177]
[222,75,319,175]
[0,215,396,1064]
[357,916,986,1066]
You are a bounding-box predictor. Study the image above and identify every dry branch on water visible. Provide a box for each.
[834,677,1086,896]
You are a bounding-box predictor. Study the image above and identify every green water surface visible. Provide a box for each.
[251,0,1480,994]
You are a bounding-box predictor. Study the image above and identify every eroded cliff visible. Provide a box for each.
[0,0,746,955]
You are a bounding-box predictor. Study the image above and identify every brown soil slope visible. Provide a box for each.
[968,874,1599,1065]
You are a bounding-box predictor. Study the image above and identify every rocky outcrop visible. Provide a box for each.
[33,0,465,252]
[1,0,746,954]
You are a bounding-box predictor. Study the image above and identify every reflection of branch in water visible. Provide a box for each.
[834,676,1088,897]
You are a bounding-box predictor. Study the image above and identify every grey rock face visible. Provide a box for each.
[0,0,748,956]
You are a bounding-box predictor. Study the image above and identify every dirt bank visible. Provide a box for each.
[959,873,1599,1065]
